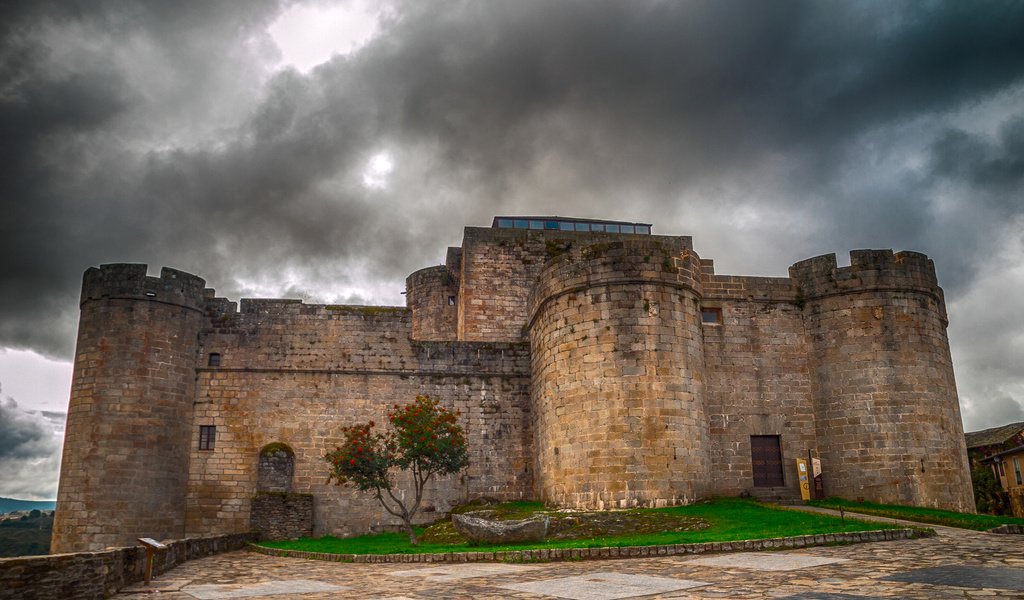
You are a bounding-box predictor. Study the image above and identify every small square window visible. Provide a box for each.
[448,295,456,306]
[701,308,722,324]
[208,353,221,367]
[199,425,216,451]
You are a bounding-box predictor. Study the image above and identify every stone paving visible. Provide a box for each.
[115,516,1024,599]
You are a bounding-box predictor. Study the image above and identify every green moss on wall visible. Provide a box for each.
[259,442,295,456]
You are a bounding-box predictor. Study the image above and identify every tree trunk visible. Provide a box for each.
[404,519,419,546]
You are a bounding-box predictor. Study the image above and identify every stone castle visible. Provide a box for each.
[52,217,974,553]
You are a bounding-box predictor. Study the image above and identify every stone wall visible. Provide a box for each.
[257,445,295,492]
[701,270,816,496]
[791,250,974,511]
[528,239,710,508]
[0,532,254,600]
[250,493,313,540]
[188,301,533,538]
[53,265,205,553]
[457,227,693,342]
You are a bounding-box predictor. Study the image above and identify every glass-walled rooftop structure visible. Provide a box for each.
[491,216,652,235]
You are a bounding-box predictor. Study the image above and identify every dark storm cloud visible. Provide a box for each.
[0,397,57,460]
[1,0,1024,378]
[0,0,283,356]
[929,116,1024,199]
[0,386,63,499]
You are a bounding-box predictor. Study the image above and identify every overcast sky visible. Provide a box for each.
[2,0,1023,500]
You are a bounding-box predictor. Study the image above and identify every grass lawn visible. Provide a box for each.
[258,497,899,555]
[808,497,1024,531]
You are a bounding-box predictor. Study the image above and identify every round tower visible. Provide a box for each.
[527,239,711,509]
[405,265,457,340]
[52,264,206,552]
[790,250,974,512]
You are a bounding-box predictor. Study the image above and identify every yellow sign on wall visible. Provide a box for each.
[796,458,811,500]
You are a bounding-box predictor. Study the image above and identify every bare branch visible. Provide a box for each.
[374,490,406,520]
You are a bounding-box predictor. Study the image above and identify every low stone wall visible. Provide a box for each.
[0,532,255,600]
[988,524,1024,534]
[251,492,313,540]
[251,528,929,564]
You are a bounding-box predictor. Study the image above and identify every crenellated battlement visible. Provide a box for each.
[203,294,238,316]
[788,249,941,302]
[81,263,208,311]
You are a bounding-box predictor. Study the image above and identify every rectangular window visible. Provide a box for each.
[559,222,574,231]
[621,225,635,234]
[529,220,544,230]
[1015,458,1022,486]
[1000,461,1006,477]
[208,353,221,367]
[514,219,529,228]
[545,220,559,230]
[575,222,589,231]
[199,425,216,451]
[636,225,651,234]
[606,224,619,233]
[447,295,456,306]
[497,218,513,228]
[590,223,605,232]
[701,307,722,324]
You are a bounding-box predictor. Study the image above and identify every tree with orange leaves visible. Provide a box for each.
[324,394,468,545]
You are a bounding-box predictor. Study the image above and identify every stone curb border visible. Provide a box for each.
[988,524,1024,535]
[249,528,930,564]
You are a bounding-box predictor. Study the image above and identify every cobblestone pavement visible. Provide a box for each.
[116,518,1024,599]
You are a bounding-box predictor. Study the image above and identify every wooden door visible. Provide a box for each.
[751,435,785,487]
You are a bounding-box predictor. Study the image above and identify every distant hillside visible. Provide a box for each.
[0,498,56,514]
[0,512,53,557]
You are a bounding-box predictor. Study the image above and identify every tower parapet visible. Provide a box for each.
[790,250,945,318]
[53,264,206,552]
[789,250,973,511]
[527,238,710,509]
[80,263,208,310]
